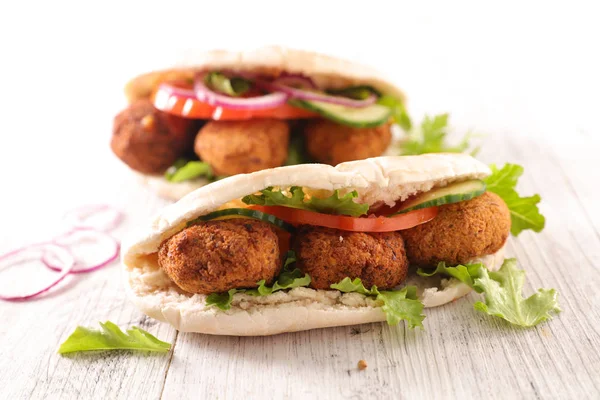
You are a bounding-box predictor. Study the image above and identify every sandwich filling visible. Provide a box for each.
[111,71,408,184]
[154,178,510,327]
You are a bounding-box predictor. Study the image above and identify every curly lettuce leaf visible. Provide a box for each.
[205,251,310,308]
[242,186,368,217]
[417,259,560,327]
[58,321,171,354]
[331,278,425,328]
[165,159,213,183]
[248,251,311,296]
[399,113,479,156]
[484,164,545,235]
[206,72,250,96]
[377,95,412,131]
[206,289,239,310]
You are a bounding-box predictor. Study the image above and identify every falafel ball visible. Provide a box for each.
[293,226,409,290]
[402,191,511,267]
[158,219,281,294]
[304,120,392,165]
[194,119,290,176]
[111,99,197,174]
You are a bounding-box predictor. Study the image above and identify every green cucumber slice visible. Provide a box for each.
[291,99,391,128]
[395,180,486,214]
[187,208,295,232]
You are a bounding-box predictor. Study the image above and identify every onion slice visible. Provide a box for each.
[258,79,377,108]
[0,243,74,301]
[43,229,120,274]
[63,204,124,232]
[194,74,289,110]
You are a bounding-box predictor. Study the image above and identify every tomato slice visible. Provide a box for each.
[151,81,317,120]
[249,206,438,232]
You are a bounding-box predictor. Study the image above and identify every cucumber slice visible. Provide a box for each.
[291,99,391,128]
[187,208,295,232]
[395,180,486,214]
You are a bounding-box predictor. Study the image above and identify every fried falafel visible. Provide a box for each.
[293,226,408,290]
[158,219,281,294]
[111,99,197,174]
[194,119,290,176]
[304,119,392,165]
[402,191,511,267]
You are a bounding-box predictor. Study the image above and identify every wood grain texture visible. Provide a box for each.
[1,131,599,400]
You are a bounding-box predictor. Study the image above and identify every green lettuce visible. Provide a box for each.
[165,159,213,183]
[242,186,369,217]
[205,251,310,310]
[331,278,425,328]
[484,163,545,235]
[399,113,479,156]
[417,259,560,327]
[206,72,250,96]
[58,321,171,354]
[377,95,412,131]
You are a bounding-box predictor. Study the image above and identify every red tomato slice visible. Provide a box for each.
[250,206,438,232]
[151,81,317,120]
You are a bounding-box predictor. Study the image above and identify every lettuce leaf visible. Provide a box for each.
[247,251,311,296]
[242,186,369,217]
[399,113,479,156]
[205,251,310,309]
[377,95,412,131]
[484,164,545,235]
[206,289,239,310]
[417,259,560,327]
[58,321,171,354]
[331,278,425,328]
[206,72,250,96]
[165,159,213,183]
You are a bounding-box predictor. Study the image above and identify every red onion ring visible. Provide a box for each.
[194,75,289,110]
[42,229,120,274]
[0,243,74,301]
[257,80,377,108]
[63,205,124,232]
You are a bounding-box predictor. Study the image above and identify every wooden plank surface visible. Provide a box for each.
[1,130,599,400]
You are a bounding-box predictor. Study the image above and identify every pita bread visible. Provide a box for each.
[123,154,499,335]
[124,46,406,104]
[122,46,408,200]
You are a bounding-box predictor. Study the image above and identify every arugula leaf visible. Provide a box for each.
[417,259,560,327]
[331,278,425,328]
[399,113,478,156]
[206,288,239,310]
[248,251,311,296]
[377,95,412,131]
[242,187,369,217]
[58,321,171,354]
[205,251,310,309]
[484,164,545,235]
[165,159,213,183]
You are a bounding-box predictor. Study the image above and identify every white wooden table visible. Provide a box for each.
[0,2,598,399]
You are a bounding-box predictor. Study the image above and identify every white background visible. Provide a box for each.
[0,2,598,398]
[0,1,598,242]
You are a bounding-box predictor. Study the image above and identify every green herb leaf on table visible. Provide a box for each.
[331,278,425,328]
[484,163,545,235]
[165,159,213,183]
[399,113,478,156]
[58,321,171,354]
[242,187,369,217]
[417,259,560,327]
[377,95,412,131]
